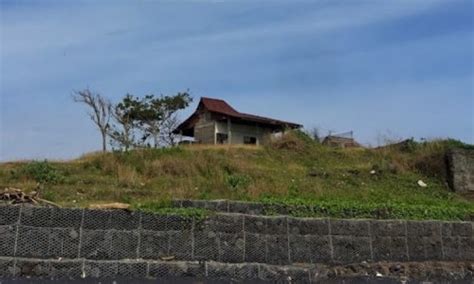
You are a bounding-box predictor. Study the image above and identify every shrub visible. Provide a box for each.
[21,160,64,184]
[226,174,250,190]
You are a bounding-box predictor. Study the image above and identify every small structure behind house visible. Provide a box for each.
[322,131,361,148]
[173,97,301,145]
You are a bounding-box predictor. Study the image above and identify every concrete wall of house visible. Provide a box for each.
[194,112,215,144]
[215,121,271,145]
[448,149,474,193]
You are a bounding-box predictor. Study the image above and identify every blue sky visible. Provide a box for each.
[0,0,473,161]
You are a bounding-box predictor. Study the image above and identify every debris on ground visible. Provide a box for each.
[88,202,131,210]
[417,180,427,188]
[159,256,176,261]
[0,187,60,207]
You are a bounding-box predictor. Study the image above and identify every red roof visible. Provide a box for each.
[200,97,240,116]
[174,97,301,134]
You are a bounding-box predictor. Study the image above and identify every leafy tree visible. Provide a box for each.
[109,94,141,151]
[135,92,192,147]
[73,89,112,152]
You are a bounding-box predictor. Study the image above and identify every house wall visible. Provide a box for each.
[215,121,271,145]
[194,112,215,144]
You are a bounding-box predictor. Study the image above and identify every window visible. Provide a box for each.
[244,136,257,145]
[216,133,228,144]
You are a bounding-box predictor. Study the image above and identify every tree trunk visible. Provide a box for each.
[101,131,107,152]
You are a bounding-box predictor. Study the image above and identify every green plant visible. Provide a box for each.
[21,160,64,184]
[226,174,250,190]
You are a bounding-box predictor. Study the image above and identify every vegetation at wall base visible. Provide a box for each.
[0,131,472,221]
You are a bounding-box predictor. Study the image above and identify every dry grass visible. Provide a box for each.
[0,132,472,220]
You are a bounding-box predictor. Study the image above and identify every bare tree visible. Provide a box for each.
[160,113,181,146]
[309,127,322,143]
[73,89,112,152]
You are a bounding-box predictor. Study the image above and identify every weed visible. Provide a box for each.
[19,160,64,184]
[226,174,251,190]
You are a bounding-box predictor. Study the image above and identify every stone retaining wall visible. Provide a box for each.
[0,205,473,280]
[448,149,474,193]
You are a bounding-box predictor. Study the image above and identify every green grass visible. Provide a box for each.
[0,131,472,220]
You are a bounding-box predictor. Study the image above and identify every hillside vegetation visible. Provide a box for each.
[1,131,473,220]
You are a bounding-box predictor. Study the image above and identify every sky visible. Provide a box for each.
[0,0,473,161]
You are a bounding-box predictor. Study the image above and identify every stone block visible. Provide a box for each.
[244,233,266,263]
[199,200,228,212]
[424,236,443,260]
[109,210,141,230]
[167,215,193,231]
[15,259,50,277]
[442,222,473,237]
[80,229,112,259]
[407,221,441,237]
[180,199,193,208]
[458,237,474,260]
[229,201,263,215]
[206,262,235,279]
[0,206,20,225]
[266,234,289,265]
[372,236,408,261]
[16,226,50,258]
[0,225,16,256]
[266,216,287,235]
[228,201,250,214]
[208,214,243,233]
[111,230,139,259]
[219,232,244,263]
[20,206,52,227]
[168,230,193,260]
[407,237,426,261]
[447,148,474,193]
[189,200,208,209]
[330,219,369,236]
[139,230,169,259]
[244,215,266,234]
[171,199,183,208]
[49,260,83,278]
[283,266,311,284]
[370,220,406,237]
[234,263,259,281]
[148,261,202,278]
[258,264,290,282]
[0,258,15,277]
[289,234,331,263]
[141,212,167,231]
[212,200,230,212]
[193,230,219,261]
[117,261,148,279]
[82,210,111,230]
[84,261,117,278]
[50,207,83,228]
[48,228,80,258]
[288,217,329,235]
[442,237,461,261]
[332,236,372,263]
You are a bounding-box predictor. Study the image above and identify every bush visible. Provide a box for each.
[21,160,64,184]
[226,174,250,190]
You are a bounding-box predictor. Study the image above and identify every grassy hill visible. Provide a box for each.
[1,131,473,220]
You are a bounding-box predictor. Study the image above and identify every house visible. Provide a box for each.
[322,132,361,148]
[174,97,301,145]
